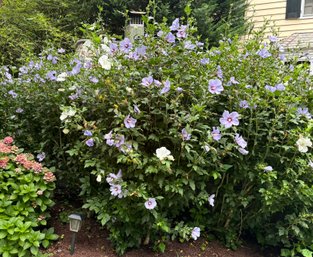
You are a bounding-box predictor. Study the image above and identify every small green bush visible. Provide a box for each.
[0,137,57,257]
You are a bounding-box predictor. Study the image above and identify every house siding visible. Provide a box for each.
[247,0,313,38]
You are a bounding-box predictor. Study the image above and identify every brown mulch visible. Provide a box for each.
[45,205,279,257]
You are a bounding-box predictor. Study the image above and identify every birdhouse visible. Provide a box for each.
[125,11,146,42]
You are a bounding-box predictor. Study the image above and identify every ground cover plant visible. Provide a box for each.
[0,137,57,257]
[0,15,313,256]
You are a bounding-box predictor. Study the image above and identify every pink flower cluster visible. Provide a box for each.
[0,156,9,169]
[43,171,56,182]
[15,154,43,173]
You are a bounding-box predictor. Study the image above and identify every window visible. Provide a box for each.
[302,0,313,16]
[286,0,313,19]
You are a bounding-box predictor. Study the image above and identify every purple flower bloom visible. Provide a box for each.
[165,32,176,43]
[58,48,65,53]
[211,127,222,141]
[104,131,115,146]
[264,166,273,172]
[238,148,249,155]
[184,41,196,50]
[279,54,286,61]
[110,184,122,197]
[110,42,118,54]
[208,194,215,207]
[256,48,271,58]
[114,134,125,148]
[46,71,57,81]
[275,83,285,91]
[84,61,93,69]
[5,72,12,80]
[37,152,46,162]
[153,79,162,87]
[134,105,140,114]
[239,100,249,109]
[135,45,147,57]
[157,30,164,37]
[70,63,82,76]
[120,38,132,53]
[86,138,94,147]
[84,130,93,136]
[219,111,240,129]
[160,80,171,94]
[177,25,187,38]
[265,85,276,93]
[144,198,157,210]
[235,134,247,148]
[181,128,191,141]
[141,76,154,87]
[191,227,200,240]
[229,76,239,85]
[208,79,224,94]
[297,107,312,119]
[89,76,99,83]
[217,65,223,79]
[16,108,24,113]
[200,58,210,65]
[8,90,18,98]
[170,18,180,31]
[176,87,183,92]
[124,115,137,128]
[106,169,122,185]
[196,41,204,48]
[268,35,278,42]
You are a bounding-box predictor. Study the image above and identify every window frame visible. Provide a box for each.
[301,0,313,18]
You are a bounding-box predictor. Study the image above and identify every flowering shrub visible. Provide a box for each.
[0,137,57,257]
[1,17,313,256]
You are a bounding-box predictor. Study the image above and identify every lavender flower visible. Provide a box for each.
[176,87,183,92]
[275,83,285,91]
[58,48,65,53]
[229,76,239,85]
[157,30,164,37]
[177,25,187,38]
[217,65,223,79]
[109,43,118,54]
[86,138,94,147]
[104,131,114,146]
[211,127,222,141]
[200,58,210,65]
[37,152,46,162]
[106,169,122,185]
[89,76,99,83]
[8,90,18,98]
[239,100,249,109]
[124,115,137,128]
[238,148,249,155]
[235,134,247,148]
[114,134,125,148]
[256,48,271,58]
[297,107,312,119]
[264,166,273,172]
[165,32,175,43]
[141,76,154,87]
[160,80,171,94]
[191,227,200,240]
[110,184,122,197]
[134,105,140,114]
[70,63,82,75]
[170,18,180,31]
[46,71,57,81]
[268,35,278,42]
[135,45,147,57]
[208,79,223,94]
[120,38,132,53]
[144,198,157,210]
[184,41,196,50]
[84,130,93,136]
[265,85,276,93]
[219,111,240,128]
[181,128,191,141]
[16,108,24,113]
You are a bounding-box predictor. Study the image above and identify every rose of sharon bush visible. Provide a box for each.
[1,16,313,256]
[0,137,57,257]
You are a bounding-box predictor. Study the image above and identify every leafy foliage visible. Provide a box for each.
[0,137,57,257]
[0,17,313,256]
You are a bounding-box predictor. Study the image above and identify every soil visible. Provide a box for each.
[45,204,279,257]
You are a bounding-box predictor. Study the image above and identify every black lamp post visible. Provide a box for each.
[68,214,82,255]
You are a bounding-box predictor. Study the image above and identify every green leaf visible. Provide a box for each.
[0,231,6,239]
[301,249,313,257]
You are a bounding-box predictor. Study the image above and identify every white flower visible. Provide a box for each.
[96,175,102,182]
[191,227,200,240]
[60,107,76,121]
[156,147,174,161]
[296,136,312,153]
[98,55,112,70]
[56,72,68,82]
[208,194,215,207]
[264,166,273,172]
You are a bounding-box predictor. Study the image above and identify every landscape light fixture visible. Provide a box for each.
[68,214,82,255]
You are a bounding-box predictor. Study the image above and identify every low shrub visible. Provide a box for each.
[0,17,313,256]
[0,137,57,257]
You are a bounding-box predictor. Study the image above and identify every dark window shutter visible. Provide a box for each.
[286,0,301,19]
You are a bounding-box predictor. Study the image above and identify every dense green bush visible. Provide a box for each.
[0,137,57,257]
[1,18,313,256]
